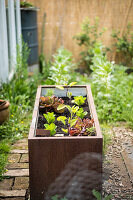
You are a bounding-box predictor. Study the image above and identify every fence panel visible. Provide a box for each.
[29,0,133,62]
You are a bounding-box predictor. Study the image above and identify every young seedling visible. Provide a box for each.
[51,194,67,200]
[40,96,65,113]
[76,107,88,119]
[43,112,55,124]
[66,82,77,99]
[57,104,79,128]
[68,118,95,136]
[92,189,113,200]
[57,116,67,125]
[44,123,57,136]
[56,82,77,100]
[72,96,86,106]
[57,116,68,134]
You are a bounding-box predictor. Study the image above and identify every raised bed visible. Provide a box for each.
[28,85,103,200]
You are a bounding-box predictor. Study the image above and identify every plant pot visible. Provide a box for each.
[0,100,10,124]
[28,85,103,200]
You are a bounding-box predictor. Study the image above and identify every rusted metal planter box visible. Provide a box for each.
[28,85,103,200]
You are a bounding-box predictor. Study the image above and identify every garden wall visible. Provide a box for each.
[28,0,133,62]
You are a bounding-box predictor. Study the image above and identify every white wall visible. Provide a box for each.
[0,0,21,83]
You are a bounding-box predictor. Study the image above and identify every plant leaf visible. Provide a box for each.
[92,189,102,200]
[57,104,66,110]
[70,118,77,127]
[56,85,64,90]
[104,194,113,200]
[62,128,68,133]
[69,82,77,87]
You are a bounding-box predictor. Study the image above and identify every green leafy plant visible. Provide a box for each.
[56,82,77,100]
[68,118,95,136]
[74,17,106,71]
[44,112,55,124]
[44,123,57,136]
[57,105,79,129]
[51,195,67,200]
[40,96,65,113]
[112,23,133,67]
[57,116,67,125]
[90,42,133,124]
[72,96,86,106]
[57,104,94,136]
[0,39,41,179]
[20,1,34,8]
[76,107,88,119]
[49,47,75,85]
[92,189,112,200]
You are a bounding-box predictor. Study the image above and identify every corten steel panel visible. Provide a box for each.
[28,85,103,200]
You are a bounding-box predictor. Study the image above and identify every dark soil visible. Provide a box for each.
[37,96,91,136]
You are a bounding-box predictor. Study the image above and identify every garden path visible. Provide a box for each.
[0,124,133,200]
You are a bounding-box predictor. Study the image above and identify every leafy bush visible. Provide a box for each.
[74,17,106,71]
[49,47,75,85]
[112,23,133,67]
[90,43,133,124]
[0,40,41,178]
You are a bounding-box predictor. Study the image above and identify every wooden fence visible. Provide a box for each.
[28,0,133,62]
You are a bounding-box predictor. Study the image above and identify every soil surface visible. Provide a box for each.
[37,96,91,136]
[102,123,133,199]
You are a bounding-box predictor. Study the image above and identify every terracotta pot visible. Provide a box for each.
[0,100,10,124]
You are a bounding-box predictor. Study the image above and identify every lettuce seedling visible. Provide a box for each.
[68,118,95,136]
[57,116,67,125]
[43,112,55,124]
[76,107,88,119]
[44,123,57,136]
[57,104,79,127]
[40,96,65,113]
[72,96,86,106]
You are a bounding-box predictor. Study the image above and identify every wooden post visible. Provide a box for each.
[0,0,9,83]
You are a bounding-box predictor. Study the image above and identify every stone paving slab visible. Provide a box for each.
[0,190,26,197]
[0,198,25,200]
[0,178,13,190]
[7,163,29,169]
[4,169,29,177]
[13,177,29,190]
[8,154,21,164]
[11,149,28,154]
[13,143,28,150]
[14,138,28,144]
[20,154,29,163]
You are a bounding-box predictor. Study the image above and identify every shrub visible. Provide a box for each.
[112,23,133,67]
[74,17,106,71]
[90,43,133,124]
[49,47,75,85]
